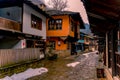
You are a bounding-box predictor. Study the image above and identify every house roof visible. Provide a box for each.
[24,0,51,18]
[47,10,77,16]
[0,0,51,18]
[47,10,85,29]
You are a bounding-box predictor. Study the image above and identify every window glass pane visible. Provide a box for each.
[48,19,62,30]
[48,19,55,30]
[31,14,42,30]
[56,19,62,30]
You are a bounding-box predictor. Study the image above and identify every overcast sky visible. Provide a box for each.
[44,0,89,24]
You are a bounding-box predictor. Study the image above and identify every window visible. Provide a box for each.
[49,41,55,50]
[48,20,55,30]
[67,42,71,49]
[71,21,74,32]
[56,19,62,30]
[31,14,42,30]
[48,19,62,30]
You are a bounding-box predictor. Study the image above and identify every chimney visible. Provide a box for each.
[39,3,46,11]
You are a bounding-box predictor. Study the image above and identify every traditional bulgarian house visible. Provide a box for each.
[77,32,85,52]
[89,36,98,51]
[46,10,85,57]
[0,0,50,67]
[78,32,95,52]
[78,22,94,52]
[84,34,92,51]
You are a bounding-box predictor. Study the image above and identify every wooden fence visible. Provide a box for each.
[0,48,44,67]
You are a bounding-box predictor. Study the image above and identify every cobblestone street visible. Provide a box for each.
[70,52,99,80]
[28,52,100,80]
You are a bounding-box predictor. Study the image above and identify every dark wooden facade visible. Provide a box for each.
[81,0,120,78]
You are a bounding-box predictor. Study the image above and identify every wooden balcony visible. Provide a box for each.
[0,17,21,32]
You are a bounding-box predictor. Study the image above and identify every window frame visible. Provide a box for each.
[49,41,56,50]
[55,19,62,30]
[31,14,42,30]
[48,19,55,30]
[48,19,62,30]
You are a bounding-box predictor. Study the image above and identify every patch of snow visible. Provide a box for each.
[0,67,48,80]
[83,53,89,58]
[94,51,98,53]
[0,76,12,80]
[113,76,120,80]
[40,54,45,59]
[67,62,80,67]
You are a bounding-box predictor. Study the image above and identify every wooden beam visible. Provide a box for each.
[88,0,120,12]
[87,6,119,20]
[84,0,120,20]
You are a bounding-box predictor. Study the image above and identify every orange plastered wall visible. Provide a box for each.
[46,15,70,37]
[47,37,67,50]
[56,39,67,50]
[69,31,74,37]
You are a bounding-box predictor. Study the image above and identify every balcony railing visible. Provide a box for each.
[0,17,21,32]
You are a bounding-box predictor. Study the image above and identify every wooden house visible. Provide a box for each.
[46,10,85,57]
[0,0,50,67]
[82,0,120,79]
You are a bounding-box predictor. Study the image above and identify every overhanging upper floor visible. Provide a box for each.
[81,0,120,36]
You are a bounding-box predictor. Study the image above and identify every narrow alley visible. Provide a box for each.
[28,52,100,80]
[0,0,120,80]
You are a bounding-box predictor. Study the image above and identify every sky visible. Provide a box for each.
[43,0,92,35]
[44,0,89,24]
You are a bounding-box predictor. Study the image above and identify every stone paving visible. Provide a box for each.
[28,52,101,80]
[66,52,99,80]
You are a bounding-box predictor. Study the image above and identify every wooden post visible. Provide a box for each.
[111,29,117,76]
[106,32,108,67]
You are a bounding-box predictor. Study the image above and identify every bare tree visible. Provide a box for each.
[48,0,68,11]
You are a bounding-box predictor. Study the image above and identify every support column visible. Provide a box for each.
[111,30,117,76]
[106,32,108,67]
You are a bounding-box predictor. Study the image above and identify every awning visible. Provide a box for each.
[77,40,84,43]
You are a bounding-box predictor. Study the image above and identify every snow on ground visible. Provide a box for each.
[67,62,80,67]
[0,67,48,80]
[113,77,120,80]
[66,52,90,68]
[66,51,98,68]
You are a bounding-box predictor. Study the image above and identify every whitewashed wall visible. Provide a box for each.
[23,4,46,39]
[13,39,26,49]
